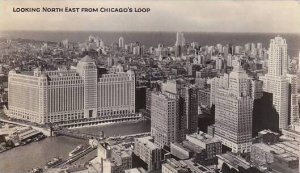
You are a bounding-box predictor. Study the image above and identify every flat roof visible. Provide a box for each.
[217,153,250,169]
[187,132,221,144]
[136,136,160,150]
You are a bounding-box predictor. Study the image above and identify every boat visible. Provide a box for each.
[68,145,84,157]
[28,168,43,173]
[25,138,32,144]
[33,135,46,142]
[45,157,62,169]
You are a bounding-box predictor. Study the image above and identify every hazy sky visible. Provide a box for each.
[1,0,300,33]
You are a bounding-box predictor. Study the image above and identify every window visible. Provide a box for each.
[89,110,93,118]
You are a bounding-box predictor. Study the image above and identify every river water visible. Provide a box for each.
[0,120,151,173]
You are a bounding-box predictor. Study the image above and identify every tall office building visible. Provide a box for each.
[287,74,299,124]
[210,73,229,107]
[162,80,199,135]
[100,39,105,48]
[119,37,124,48]
[151,92,179,148]
[213,60,253,153]
[215,57,223,70]
[175,32,185,46]
[8,56,135,125]
[267,37,288,76]
[259,36,290,130]
[175,32,185,57]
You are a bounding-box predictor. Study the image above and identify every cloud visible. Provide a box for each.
[0,0,300,33]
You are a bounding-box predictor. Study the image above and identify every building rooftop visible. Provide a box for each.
[217,152,251,170]
[184,159,214,173]
[182,140,205,153]
[125,167,147,173]
[110,143,133,159]
[163,158,189,172]
[79,55,94,62]
[135,136,160,150]
[258,129,280,136]
[187,131,221,144]
[252,142,299,162]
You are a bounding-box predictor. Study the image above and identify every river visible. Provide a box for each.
[0,120,151,173]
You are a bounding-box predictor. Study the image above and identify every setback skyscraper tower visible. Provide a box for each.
[213,59,253,153]
[259,36,292,130]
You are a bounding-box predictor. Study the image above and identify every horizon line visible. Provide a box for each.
[1,30,300,34]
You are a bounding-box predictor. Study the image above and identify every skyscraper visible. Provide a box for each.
[119,37,124,48]
[287,74,299,124]
[175,32,185,57]
[213,60,253,153]
[151,92,179,148]
[267,36,288,76]
[259,36,290,130]
[162,80,199,135]
[175,32,185,47]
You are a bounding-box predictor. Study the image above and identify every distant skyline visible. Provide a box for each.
[0,0,300,33]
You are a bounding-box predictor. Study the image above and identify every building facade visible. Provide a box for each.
[259,36,290,130]
[134,136,161,171]
[98,142,133,173]
[213,60,253,153]
[119,37,124,48]
[151,92,179,148]
[8,56,135,124]
[162,80,199,136]
[162,158,189,173]
[185,132,222,161]
[170,132,221,164]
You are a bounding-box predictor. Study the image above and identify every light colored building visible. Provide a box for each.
[185,132,222,160]
[170,142,194,160]
[8,56,135,125]
[98,142,133,173]
[133,46,140,55]
[175,32,185,47]
[170,131,221,164]
[119,37,124,48]
[134,136,161,171]
[151,92,179,148]
[213,60,253,153]
[162,80,199,135]
[209,73,229,106]
[174,32,186,57]
[282,121,300,142]
[226,54,233,67]
[259,36,290,130]
[267,37,288,76]
[162,158,214,173]
[162,158,189,173]
[215,57,223,70]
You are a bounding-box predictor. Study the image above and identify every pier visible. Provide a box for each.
[0,113,143,137]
